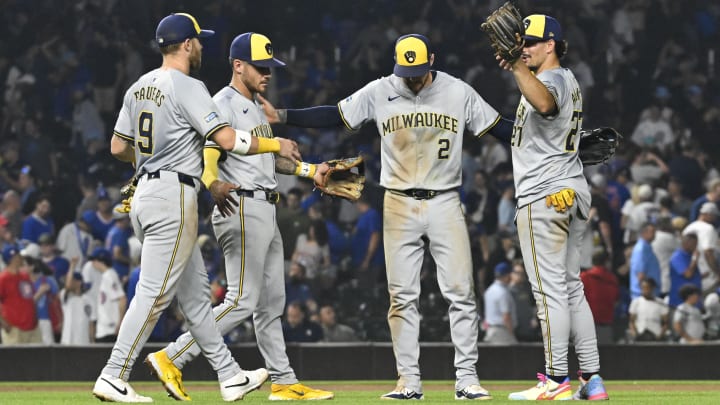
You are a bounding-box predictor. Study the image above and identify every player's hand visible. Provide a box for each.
[313,162,330,188]
[276,137,301,163]
[209,180,240,217]
[256,94,281,124]
[545,188,575,213]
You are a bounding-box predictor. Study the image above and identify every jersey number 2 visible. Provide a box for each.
[564,110,582,152]
[438,138,450,159]
[138,111,154,155]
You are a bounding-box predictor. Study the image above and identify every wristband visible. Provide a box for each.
[294,162,317,178]
[256,137,281,153]
[231,129,252,155]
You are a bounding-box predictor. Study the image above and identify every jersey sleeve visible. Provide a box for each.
[176,78,229,140]
[464,83,500,137]
[113,91,134,143]
[538,70,567,114]
[337,79,380,130]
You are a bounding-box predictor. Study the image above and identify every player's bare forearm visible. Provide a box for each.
[510,61,557,115]
[110,135,135,163]
[275,156,298,175]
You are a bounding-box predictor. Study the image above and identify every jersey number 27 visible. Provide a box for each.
[564,110,582,152]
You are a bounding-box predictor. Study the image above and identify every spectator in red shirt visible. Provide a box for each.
[581,251,620,344]
[0,244,41,344]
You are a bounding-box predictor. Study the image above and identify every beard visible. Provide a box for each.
[189,49,202,74]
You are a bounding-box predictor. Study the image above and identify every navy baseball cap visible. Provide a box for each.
[2,244,20,264]
[494,262,512,276]
[156,13,214,47]
[89,247,112,265]
[230,33,286,67]
[393,34,431,78]
[522,14,563,42]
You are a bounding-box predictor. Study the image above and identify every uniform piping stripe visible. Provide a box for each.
[528,204,553,371]
[170,197,246,361]
[120,184,185,379]
[336,102,355,131]
[114,131,134,142]
[475,114,502,138]
[205,123,229,140]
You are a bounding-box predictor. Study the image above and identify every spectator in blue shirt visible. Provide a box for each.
[282,301,323,343]
[80,187,114,243]
[38,233,71,286]
[351,196,384,288]
[630,223,661,299]
[689,178,720,222]
[21,195,54,244]
[105,206,132,284]
[669,233,702,308]
[285,260,316,313]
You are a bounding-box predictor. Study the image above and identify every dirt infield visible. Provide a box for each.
[0,382,712,393]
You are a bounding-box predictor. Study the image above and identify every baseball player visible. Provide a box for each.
[260,34,519,401]
[92,13,301,403]
[145,32,333,401]
[493,15,609,400]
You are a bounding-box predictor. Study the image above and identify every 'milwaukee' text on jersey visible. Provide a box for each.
[133,86,165,107]
[381,112,459,136]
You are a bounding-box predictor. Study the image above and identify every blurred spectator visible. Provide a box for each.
[673,284,705,344]
[292,219,332,282]
[277,188,310,262]
[581,252,620,344]
[0,244,41,344]
[80,187,115,243]
[0,141,24,193]
[2,190,23,238]
[21,195,54,244]
[38,233,71,287]
[56,217,93,269]
[630,106,673,153]
[704,288,720,340]
[319,304,357,342]
[629,278,668,342]
[497,184,516,233]
[351,195,383,288]
[466,170,499,237]
[477,136,508,174]
[59,272,95,345]
[624,184,659,245]
[75,177,99,221]
[508,261,537,342]
[24,244,60,345]
[689,178,720,222]
[89,247,125,343]
[682,202,720,294]
[668,144,706,200]
[630,223,661,299]
[629,150,668,187]
[669,234,702,309]
[71,87,105,150]
[18,165,39,215]
[581,174,614,268]
[283,301,323,343]
[666,177,692,219]
[651,217,679,296]
[285,261,317,313]
[20,119,57,184]
[105,206,132,284]
[482,262,517,344]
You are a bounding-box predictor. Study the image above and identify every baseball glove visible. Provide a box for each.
[578,127,622,166]
[114,175,138,214]
[316,156,365,201]
[480,1,525,63]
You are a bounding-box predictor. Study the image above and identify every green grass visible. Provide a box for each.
[0,381,718,404]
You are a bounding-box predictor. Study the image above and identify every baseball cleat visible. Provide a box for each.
[380,386,424,400]
[268,382,334,400]
[572,374,609,400]
[455,384,492,400]
[220,368,269,401]
[144,350,190,401]
[508,373,572,400]
[92,373,153,402]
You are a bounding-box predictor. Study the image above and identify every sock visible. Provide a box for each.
[547,374,568,384]
[581,372,599,381]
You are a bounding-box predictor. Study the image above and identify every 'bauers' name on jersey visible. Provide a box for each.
[134,86,165,107]
[251,123,274,139]
[381,112,458,136]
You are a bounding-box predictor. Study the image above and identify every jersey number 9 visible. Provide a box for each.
[138,111,154,155]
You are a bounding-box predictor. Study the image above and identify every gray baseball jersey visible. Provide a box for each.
[338,71,498,392]
[113,68,229,179]
[101,67,242,383]
[511,67,600,378]
[164,86,298,384]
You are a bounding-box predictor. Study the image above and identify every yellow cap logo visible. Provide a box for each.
[395,36,428,67]
[251,33,274,61]
[524,14,547,39]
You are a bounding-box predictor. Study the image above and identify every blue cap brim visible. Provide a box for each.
[394,63,430,78]
[198,29,215,38]
[251,58,286,68]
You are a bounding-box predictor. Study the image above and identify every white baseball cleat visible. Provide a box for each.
[92,373,153,402]
[220,368,269,401]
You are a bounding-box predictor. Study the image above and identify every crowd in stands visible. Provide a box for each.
[1,0,720,346]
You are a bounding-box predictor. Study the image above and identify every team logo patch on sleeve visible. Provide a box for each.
[204,112,218,123]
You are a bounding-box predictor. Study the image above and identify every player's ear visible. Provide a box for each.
[429,53,435,67]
